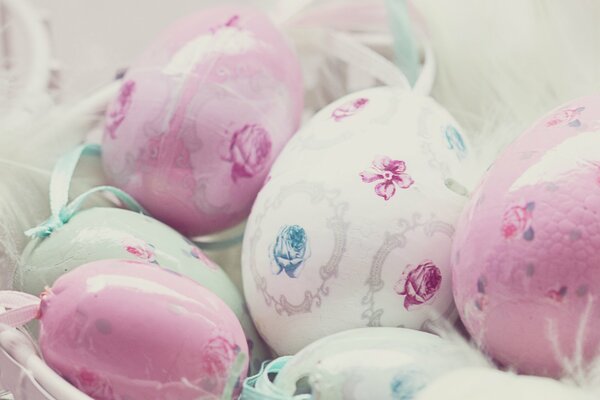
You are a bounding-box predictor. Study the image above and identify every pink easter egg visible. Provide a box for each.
[38,259,248,399]
[102,6,303,236]
[452,95,600,377]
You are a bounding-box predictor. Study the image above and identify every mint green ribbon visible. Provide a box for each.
[386,0,420,86]
[240,356,311,400]
[25,143,146,238]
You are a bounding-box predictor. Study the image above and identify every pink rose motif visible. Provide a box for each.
[201,335,240,378]
[546,106,585,128]
[501,201,535,241]
[222,124,272,182]
[190,246,218,270]
[105,80,135,139]
[360,155,414,200]
[123,239,157,263]
[394,260,442,310]
[73,369,115,399]
[331,97,369,122]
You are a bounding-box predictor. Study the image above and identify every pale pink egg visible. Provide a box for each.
[452,95,600,377]
[39,259,248,399]
[102,6,303,236]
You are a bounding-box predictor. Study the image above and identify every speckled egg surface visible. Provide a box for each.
[102,5,303,236]
[15,207,268,373]
[452,95,600,377]
[39,259,248,400]
[242,87,475,355]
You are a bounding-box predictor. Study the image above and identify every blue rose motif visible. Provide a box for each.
[444,125,467,159]
[390,371,426,400]
[271,225,310,278]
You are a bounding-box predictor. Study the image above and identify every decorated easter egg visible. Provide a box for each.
[415,367,595,400]
[242,87,475,354]
[101,5,303,236]
[452,95,600,377]
[15,207,269,373]
[242,328,487,400]
[38,259,248,400]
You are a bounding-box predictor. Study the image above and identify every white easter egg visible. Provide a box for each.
[242,328,486,400]
[242,87,475,354]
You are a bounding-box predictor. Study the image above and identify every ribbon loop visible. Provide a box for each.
[25,143,146,239]
[0,291,40,328]
[240,356,310,400]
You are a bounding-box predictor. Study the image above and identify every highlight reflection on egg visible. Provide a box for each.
[39,259,248,400]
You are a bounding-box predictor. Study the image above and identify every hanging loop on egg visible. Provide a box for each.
[0,291,40,328]
[241,356,310,400]
[278,0,434,95]
[25,143,147,239]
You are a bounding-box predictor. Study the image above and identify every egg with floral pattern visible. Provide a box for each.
[38,259,248,400]
[101,5,303,236]
[15,207,269,374]
[242,86,476,355]
[452,95,600,377]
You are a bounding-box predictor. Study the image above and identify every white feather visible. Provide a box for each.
[413,0,600,174]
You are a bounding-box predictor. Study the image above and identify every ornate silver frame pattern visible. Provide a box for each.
[248,181,349,316]
[361,212,455,326]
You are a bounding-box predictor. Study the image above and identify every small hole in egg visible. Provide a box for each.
[444,178,469,197]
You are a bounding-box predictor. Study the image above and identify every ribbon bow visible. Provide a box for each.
[25,143,146,238]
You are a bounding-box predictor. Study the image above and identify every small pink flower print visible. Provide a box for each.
[501,201,535,241]
[210,14,240,34]
[201,336,240,379]
[546,286,567,302]
[222,124,272,182]
[474,293,489,311]
[331,98,369,122]
[73,369,115,399]
[394,260,442,310]
[190,246,218,270]
[360,156,414,200]
[124,239,157,263]
[546,106,585,128]
[105,80,135,139]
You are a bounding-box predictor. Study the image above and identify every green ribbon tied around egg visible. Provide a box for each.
[24,141,243,248]
[25,143,147,239]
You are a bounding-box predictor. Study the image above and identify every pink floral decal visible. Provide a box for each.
[190,246,218,270]
[210,14,240,34]
[394,260,442,310]
[501,201,535,241]
[546,106,585,128]
[331,98,368,122]
[547,286,567,302]
[360,156,414,200]
[124,239,157,263]
[201,336,241,382]
[222,124,272,182]
[73,368,114,399]
[106,80,135,139]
